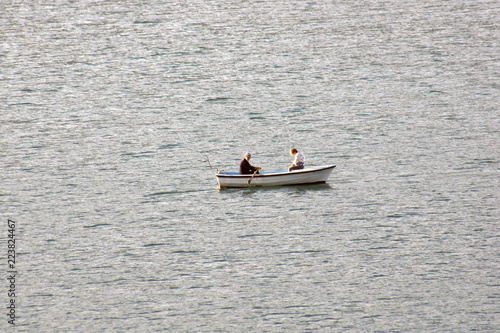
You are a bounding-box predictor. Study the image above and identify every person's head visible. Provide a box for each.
[244,152,251,161]
[290,148,298,156]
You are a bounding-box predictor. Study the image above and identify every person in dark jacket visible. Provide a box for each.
[239,152,261,174]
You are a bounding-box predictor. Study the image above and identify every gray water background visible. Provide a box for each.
[1,0,499,331]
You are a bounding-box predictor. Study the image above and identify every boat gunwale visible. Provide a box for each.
[215,165,336,178]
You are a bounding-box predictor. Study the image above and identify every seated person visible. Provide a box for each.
[288,148,305,172]
[239,152,262,174]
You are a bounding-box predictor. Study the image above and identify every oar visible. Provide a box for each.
[247,169,259,186]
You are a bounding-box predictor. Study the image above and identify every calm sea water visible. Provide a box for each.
[2,0,499,331]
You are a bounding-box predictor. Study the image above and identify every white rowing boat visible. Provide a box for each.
[216,165,336,188]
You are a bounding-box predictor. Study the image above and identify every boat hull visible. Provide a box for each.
[216,165,336,188]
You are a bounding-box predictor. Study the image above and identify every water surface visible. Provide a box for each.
[1,0,499,331]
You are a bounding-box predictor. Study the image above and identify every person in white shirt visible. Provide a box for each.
[288,148,305,172]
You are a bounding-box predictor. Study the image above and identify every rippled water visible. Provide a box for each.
[2,0,499,331]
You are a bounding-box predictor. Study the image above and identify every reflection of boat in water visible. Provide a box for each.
[216,165,336,188]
